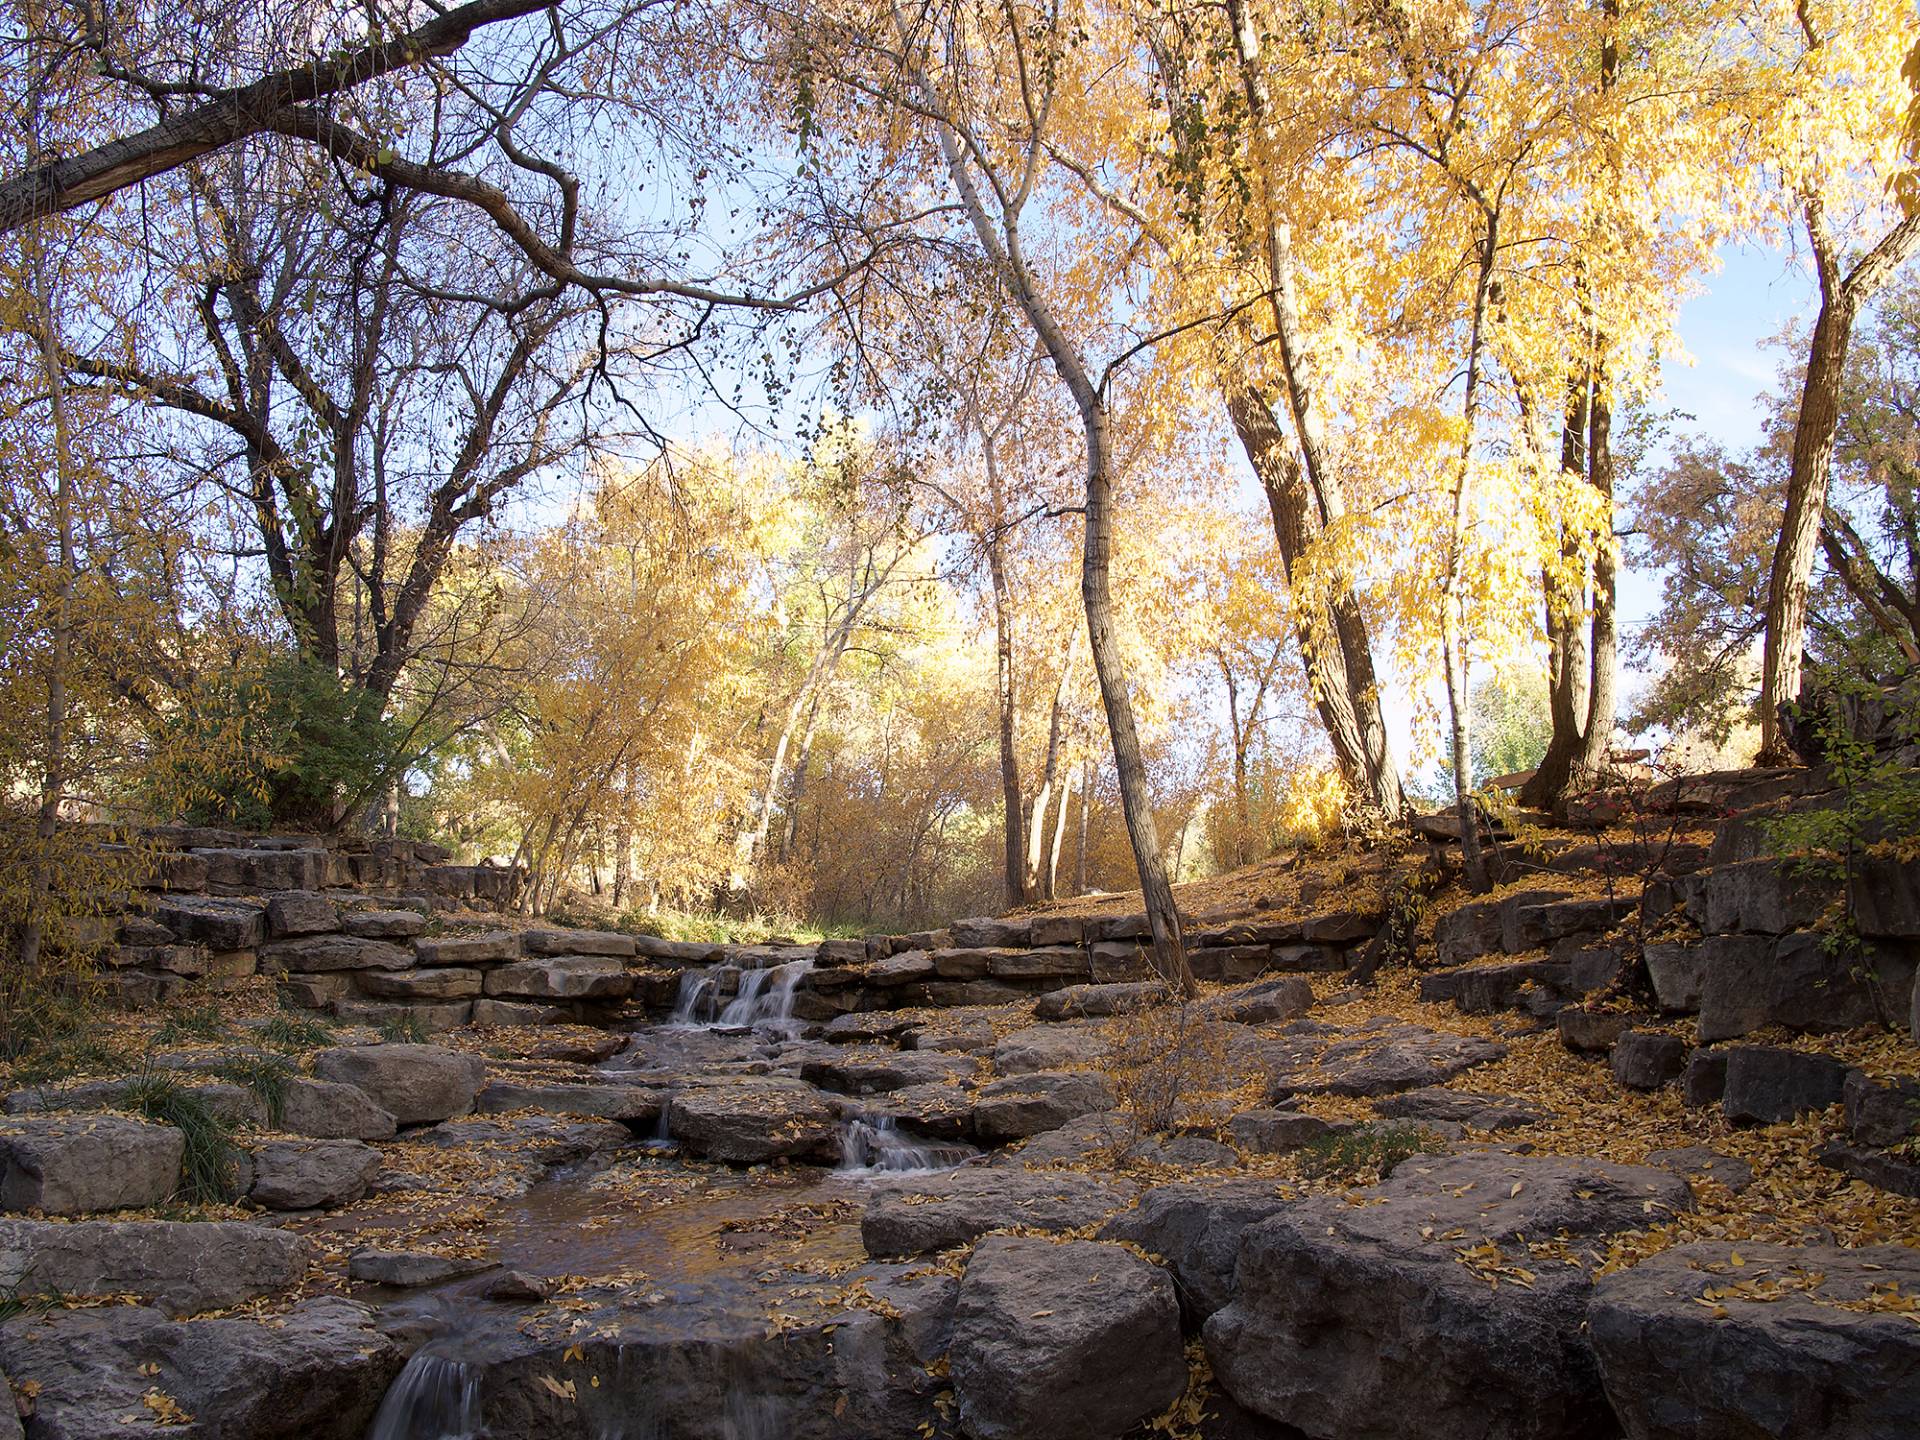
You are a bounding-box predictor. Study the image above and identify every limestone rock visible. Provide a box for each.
[148,895,265,950]
[278,1078,397,1140]
[950,1237,1186,1440]
[346,1247,494,1287]
[0,1115,184,1215]
[311,1045,485,1125]
[483,954,633,1000]
[0,1218,310,1313]
[1556,1009,1630,1054]
[266,890,340,938]
[1100,1178,1297,1323]
[973,1070,1117,1142]
[991,1022,1108,1075]
[415,1114,632,1166]
[0,1296,401,1440]
[1643,1145,1754,1192]
[1699,932,1913,1042]
[1272,1022,1507,1099]
[1845,1070,1920,1148]
[260,935,412,973]
[475,1081,664,1123]
[410,931,520,966]
[861,1167,1136,1258]
[1643,942,1706,1013]
[340,908,426,939]
[666,1080,838,1164]
[1372,1087,1543,1132]
[1034,980,1169,1020]
[996,1110,1236,1171]
[1229,1109,1350,1155]
[1590,1242,1920,1440]
[1203,975,1314,1026]
[355,967,483,1000]
[1206,1152,1691,1440]
[800,1048,973,1096]
[247,1140,381,1210]
[1612,1032,1689,1090]
[523,927,638,957]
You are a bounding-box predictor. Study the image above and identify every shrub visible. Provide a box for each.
[1300,1122,1446,1184]
[118,1072,242,1203]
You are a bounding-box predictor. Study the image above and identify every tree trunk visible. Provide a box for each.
[1048,764,1075,896]
[987,528,1027,907]
[1574,368,1618,779]
[1025,633,1076,898]
[1075,757,1092,897]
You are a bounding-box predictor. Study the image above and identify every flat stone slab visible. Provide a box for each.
[993,1110,1237,1172]
[279,1078,397,1140]
[0,1115,184,1215]
[666,1080,838,1164]
[1034,981,1168,1020]
[414,1114,633,1166]
[0,1296,400,1440]
[523,927,638,957]
[476,1081,664,1123]
[1101,1177,1299,1322]
[0,1218,310,1313]
[973,1070,1117,1143]
[1591,1242,1920,1440]
[259,935,412,972]
[347,1247,495,1288]
[247,1139,381,1210]
[1372,1087,1544,1132]
[355,966,483,999]
[991,1023,1108,1075]
[410,931,520,966]
[800,1048,974,1096]
[1271,1021,1508,1099]
[311,1044,485,1126]
[1206,1152,1691,1440]
[483,954,633,1000]
[862,1167,1137,1258]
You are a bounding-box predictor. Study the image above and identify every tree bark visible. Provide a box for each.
[987,523,1027,906]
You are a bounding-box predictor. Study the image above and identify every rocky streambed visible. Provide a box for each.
[7,825,1920,1438]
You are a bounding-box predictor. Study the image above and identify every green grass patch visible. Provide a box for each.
[155,1002,230,1045]
[377,1013,428,1044]
[260,1014,335,1052]
[117,1072,242,1203]
[1300,1122,1448,1183]
[213,1053,296,1127]
[607,905,860,946]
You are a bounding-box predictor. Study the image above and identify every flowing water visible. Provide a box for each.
[668,960,812,1035]
[835,1113,976,1174]
[366,1349,483,1440]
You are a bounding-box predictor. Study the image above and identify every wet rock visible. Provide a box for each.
[355,966,484,1000]
[862,1167,1136,1258]
[1229,1109,1351,1155]
[247,1140,381,1210]
[1207,1152,1691,1440]
[1590,1242,1920,1440]
[1643,1146,1753,1193]
[950,1236,1185,1440]
[0,1296,400,1440]
[0,1115,184,1214]
[1845,1070,1920,1148]
[866,1082,976,1140]
[800,1049,972,1095]
[1203,975,1314,1026]
[1612,1032,1689,1090]
[1556,1009,1630,1054]
[1372,1087,1543,1132]
[1034,980,1168,1020]
[483,955,633,1000]
[279,1078,397,1140]
[416,1114,632,1166]
[1100,1178,1297,1322]
[973,1070,1117,1142]
[992,1022,1108,1075]
[475,1081,664,1123]
[340,908,427,939]
[1273,1022,1507,1099]
[311,1044,485,1125]
[482,1269,553,1302]
[347,1247,494,1287]
[666,1080,838,1164]
[1721,1046,1849,1125]
[0,1218,309,1313]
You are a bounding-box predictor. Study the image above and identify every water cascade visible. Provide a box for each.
[837,1113,976,1174]
[366,1348,483,1440]
[670,959,812,1034]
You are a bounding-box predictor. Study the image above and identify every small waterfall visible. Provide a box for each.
[669,965,733,1025]
[367,1349,482,1440]
[837,1113,975,1175]
[717,960,808,1027]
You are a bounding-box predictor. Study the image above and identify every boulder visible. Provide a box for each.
[992,1023,1108,1075]
[973,1070,1117,1143]
[1207,1152,1690,1440]
[346,1247,494,1287]
[1088,941,1155,983]
[861,1167,1136,1258]
[522,927,637,957]
[0,1115,184,1214]
[483,954,633,1000]
[1698,857,1827,934]
[800,1049,973,1096]
[476,1081,664,1123]
[1302,910,1378,944]
[1611,1032,1690,1091]
[1035,980,1169,1020]
[1229,1109,1351,1155]
[666,1080,838,1164]
[1203,975,1314,1026]
[1372,1087,1543,1132]
[147,895,265,950]
[1556,1009,1630,1054]
[1684,1049,1729,1107]
[0,1218,309,1313]
[868,950,937,986]
[1273,1023,1507,1099]
[1100,1178,1297,1322]
[1643,942,1707,1013]
[340,908,426,939]
[278,1078,398,1140]
[354,966,484,1000]
[1816,1141,1920,1198]
[1590,1242,1920,1440]
[247,1140,381,1210]
[950,1237,1186,1440]
[1029,915,1085,945]
[332,997,475,1035]
[1721,1046,1849,1125]
[1699,932,1913,1042]
[1845,1071,1920,1148]
[948,916,1033,948]
[310,1045,485,1125]
[470,998,567,1027]
[0,1296,401,1440]
[260,935,412,973]
[1506,897,1633,950]
[1188,945,1278,982]
[410,931,520,966]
